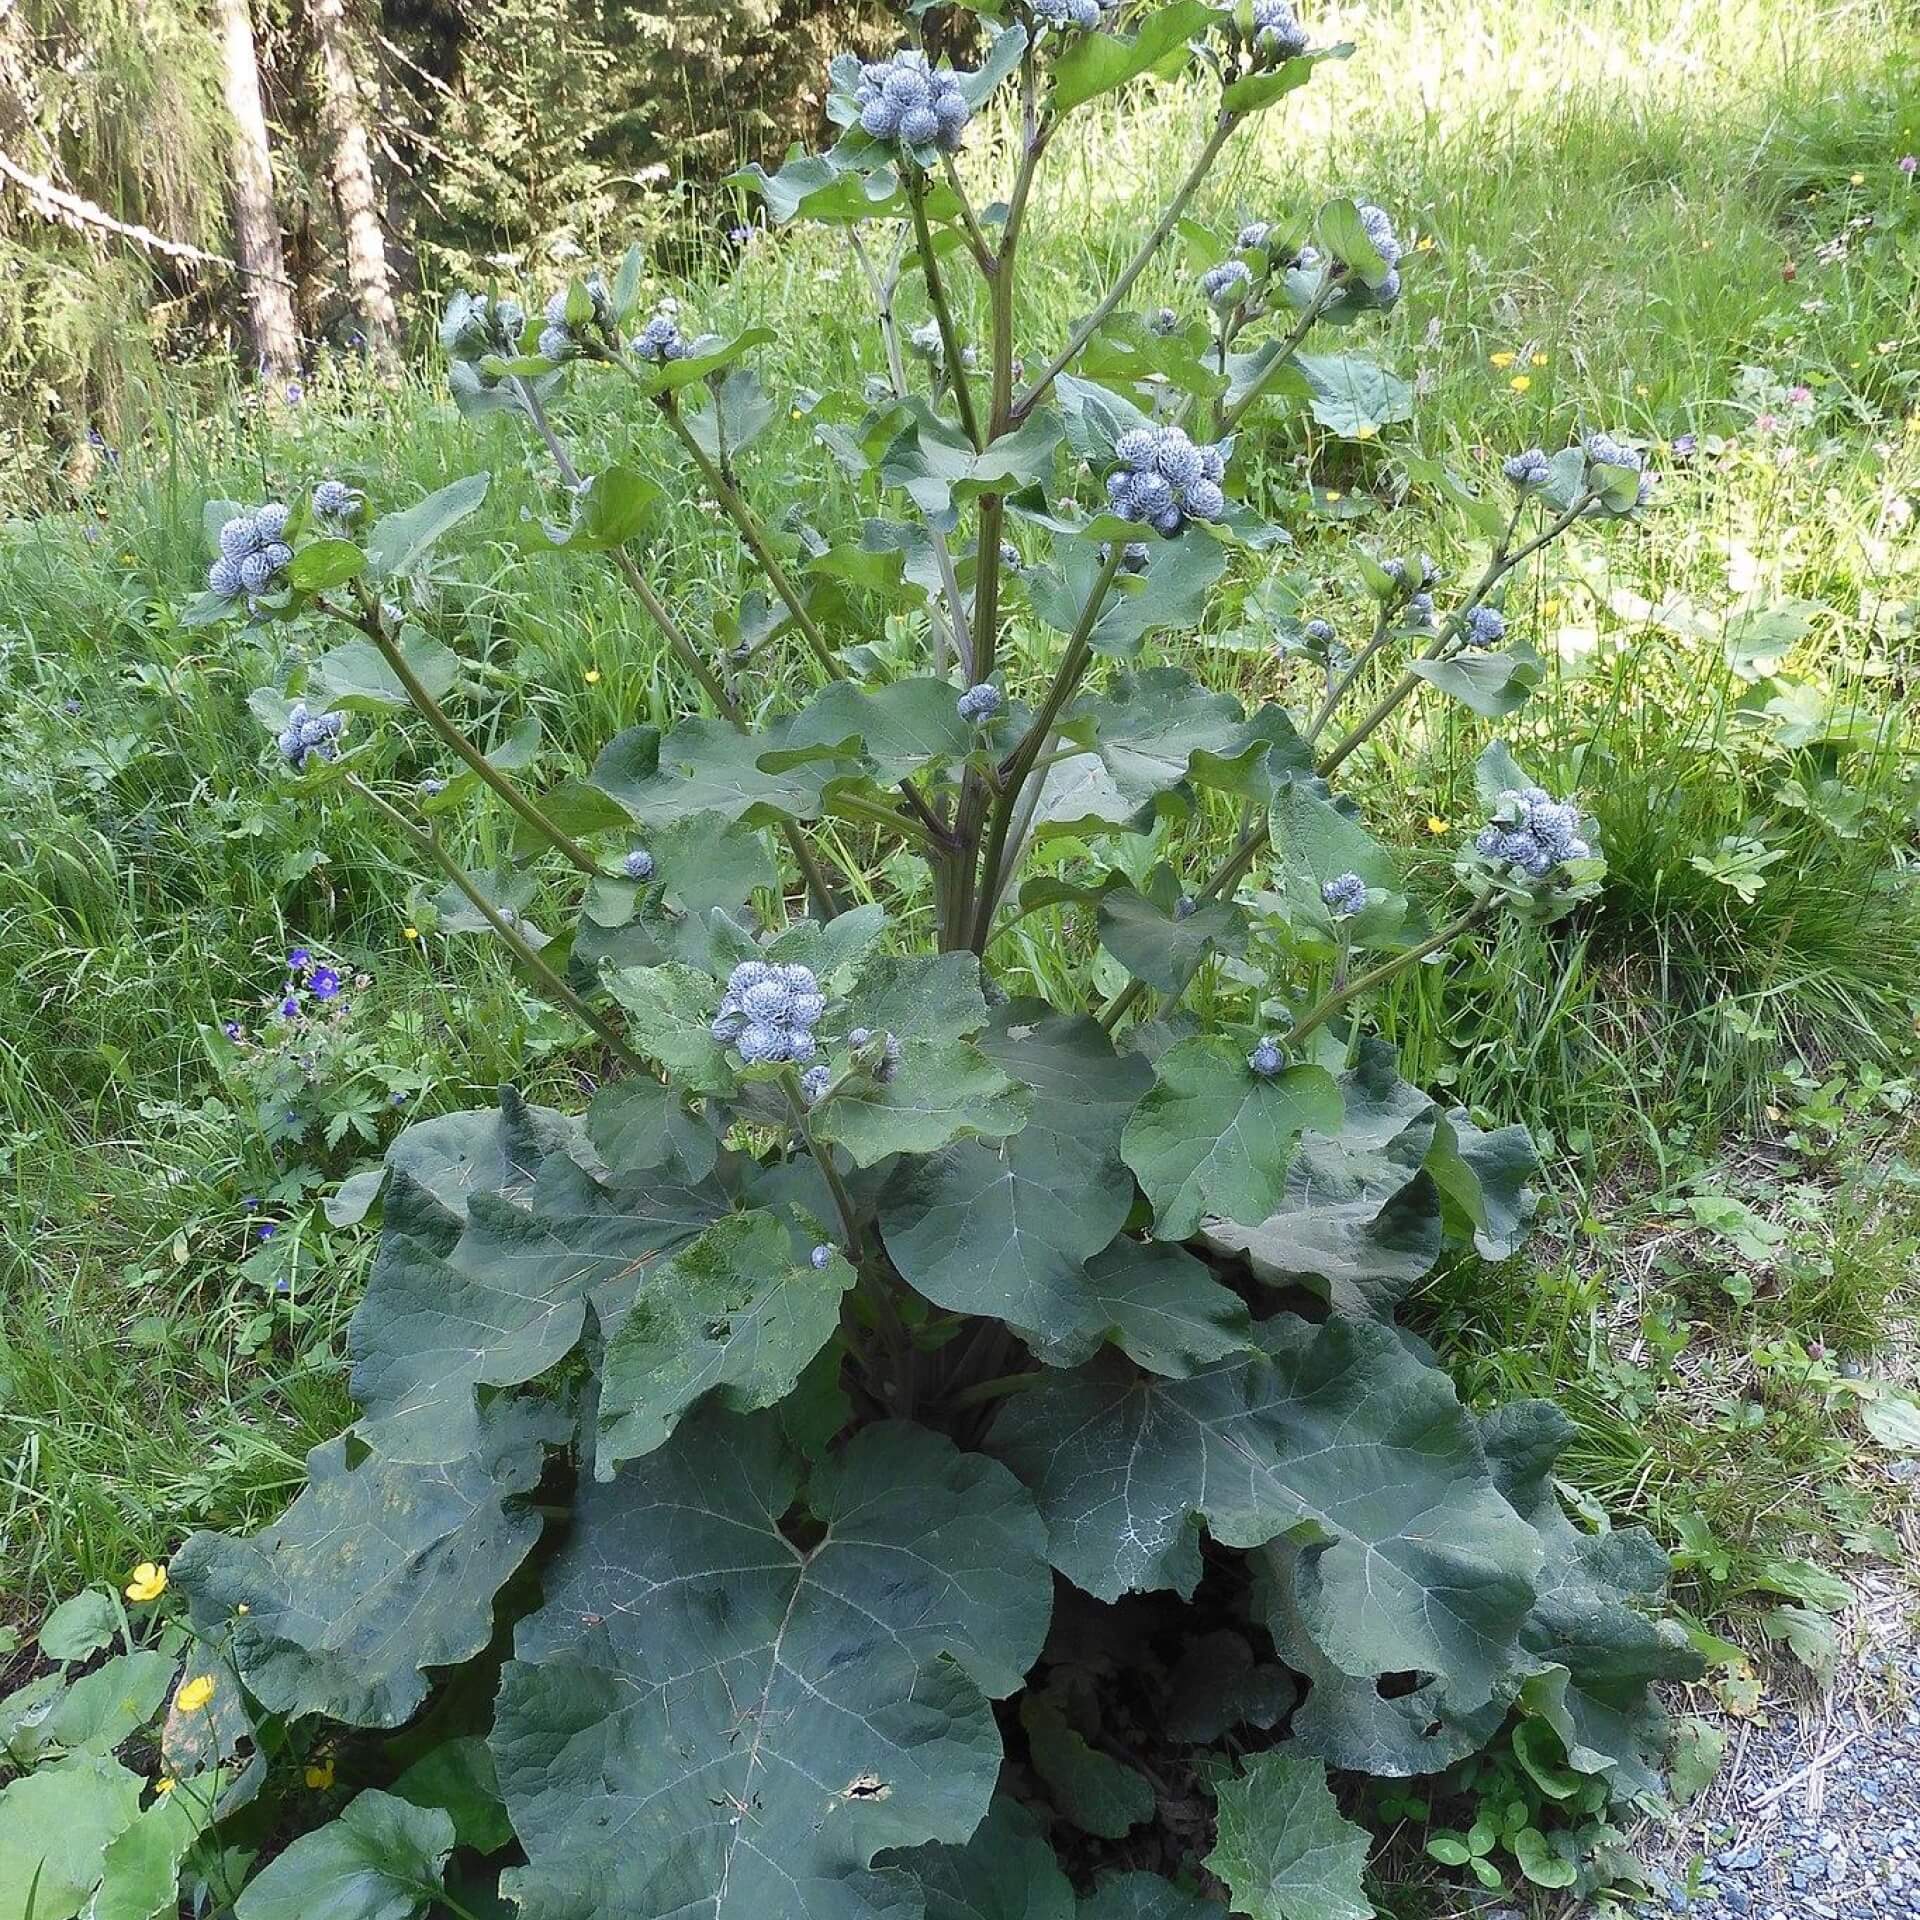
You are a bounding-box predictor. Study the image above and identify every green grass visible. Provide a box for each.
[3,0,1918,1614]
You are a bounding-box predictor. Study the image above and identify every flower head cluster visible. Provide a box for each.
[848,1026,905,1079]
[1353,202,1403,306]
[624,847,655,881]
[278,702,345,771]
[1201,259,1253,308]
[1107,426,1227,535]
[1032,0,1110,27]
[312,479,361,524]
[208,504,294,601]
[633,304,692,365]
[1321,870,1369,917]
[1503,446,1551,489]
[441,291,526,363]
[1474,787,1591,879]
[1238,221,1274,252]
[1585,431,1655,506]
[1251,0,1310,59]
[800,1066,833,1104]
[957,682,1002,725]
[712,960,828,1065]
[854,51,971,154]
[1301,616,1336,648]
[538,275,613,362]
[1463,606,1507,649]
[1248,1036,1285,1076]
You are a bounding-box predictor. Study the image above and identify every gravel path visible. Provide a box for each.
[1632,1569,1920,1920]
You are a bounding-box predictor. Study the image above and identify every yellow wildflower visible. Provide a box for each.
[583,667,601,686]
[1530,352,1547,367]
[1324,490,1343,502]
[1425,815,1450,836]
[154,1778,177,1796]
[176,1675,216,1714]
[1508,375,1532,393]
[125,1562,168,1603]
[1351,423,1378,441]
[1850,172,1864,185]
[1636,383,1649,396]
[1489,351,1516,369]
[403,926,420,942]
[1414,233,1435,252]
[305,1757,337,1791]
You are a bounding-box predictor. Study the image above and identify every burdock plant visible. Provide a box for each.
[170,7,1689,1916]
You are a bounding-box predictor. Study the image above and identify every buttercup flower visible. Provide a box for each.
[1321,870,1368,917]
[854,50,972,154]
[305,1757,337,1791]
[125,1561,168,1603]
[175,1674,217,1714]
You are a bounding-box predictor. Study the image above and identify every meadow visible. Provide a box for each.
[2,0,1917,1892]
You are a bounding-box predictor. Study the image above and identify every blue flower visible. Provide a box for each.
[1406,591,1435,628]
[279,995,301,1019]
[1503,446,1551,489]
[1237,221,1274,252]
[1148,306,1182,335]
[288,948,311,971]
[257,1223,277,1241]
[219,515,264,560]
[1251,0,1310,58]
[624,847,656,881]
[309,966,342,1000]
[1321,870,1369,917]
[1032,0,1107,28]
[390,1090,409,1105]
[741,976,794,1025]
[255,503,291,542]
[957,682,1003,724]
[1356,202,1402,268]
[1248,1037,1285,1076]
[1174,894,1198,920]
[810,1243,835,1269]
[737,1023,786,1064]
[1473,787,1593,880]
[854,50,973,154]
[1201,259,1253,307]
[223,1020,245,1041]
[1464,606,1507,649]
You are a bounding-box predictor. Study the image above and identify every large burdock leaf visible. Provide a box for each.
[1079,1876,1217,1920]
[988,1314,1540,1718]
[1426,1107,1537,1260]
[348,1153,731,1461]
[1122,1037,1343,1239]
[1061,668,1251,814]
[884,1797,1074,1919]
[491,1411,1051,1920]
[233,1790,454,1920]
[880,1008,1155,1355]
[1204,1753,1373,1920]
[595,1211,855,1475]
[812,952,1031,1168]
[1481,1401,1698,1796]
[773,677,976,784]
[171,1399,557,1729]
[591,716,843,829]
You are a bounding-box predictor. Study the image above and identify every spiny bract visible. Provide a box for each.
[855,51,971,154]
[1107,426,1228,536]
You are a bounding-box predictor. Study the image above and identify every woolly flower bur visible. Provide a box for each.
[1503,446,1551,489]
[208,505,294,602]
[278,702,345,771]
[1247,1036,1285,1076]
[1032,0,1110,26]
[1201,259,1253,308]
[538,275,613,361]
[957,682,1002,725]
[312,479,361,523]
[1107,426,1227,536]
[1250,0,1310,59]
[712,960,826,1065]
[1320,870,1369,918]
[623,847,656,881]
[1463,606,1507,649]
[854,51,971,154]
[633,305,692,365]
[1473,786,1592,880]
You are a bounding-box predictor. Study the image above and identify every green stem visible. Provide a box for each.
[1318,492,1595,776]
[947,1368,1044,1411]
[334,587,600,878]
[347,775,647,1072]
[1212,276,1339,435]
[516,376,843,920]
[1287,891,1496,1049]
[1306,603,1394,742]
[907,169,983,448]
[1015,109,1242,418]
[783,1079,864,1259]
[970,539,1128,949]
[940,151,996,274]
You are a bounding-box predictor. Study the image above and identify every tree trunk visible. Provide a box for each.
[309,0,400,366]
[213,0,299,376]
